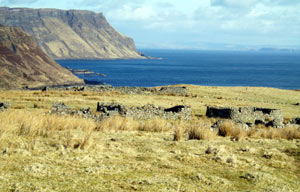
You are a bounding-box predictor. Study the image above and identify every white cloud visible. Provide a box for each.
[107,5,156,21]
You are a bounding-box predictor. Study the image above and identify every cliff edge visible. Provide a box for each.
[0,24,84,88]
[0,7,143,59]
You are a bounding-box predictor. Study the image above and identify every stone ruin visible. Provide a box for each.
[206,106,284,128]
[0,102,10,111]
[50,102,192,121]
[96,102,192,120]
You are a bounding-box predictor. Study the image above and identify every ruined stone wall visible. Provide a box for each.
[46,85,189,96]
[97,102,191,120]
[206,106,284,128]
[50,102,191,121]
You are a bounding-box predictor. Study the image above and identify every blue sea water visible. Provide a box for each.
[57,50,300,90]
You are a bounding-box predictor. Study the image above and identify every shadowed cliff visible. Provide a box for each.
[0,24,84,88]
[0,7,143,59]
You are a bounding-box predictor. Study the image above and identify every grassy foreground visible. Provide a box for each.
[0,85,300,191]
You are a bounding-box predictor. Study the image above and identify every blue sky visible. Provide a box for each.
[1,0,300,50]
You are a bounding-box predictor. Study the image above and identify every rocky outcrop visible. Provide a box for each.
[0,25,84,88]
[0,7,143,59]
[206,106,284,128]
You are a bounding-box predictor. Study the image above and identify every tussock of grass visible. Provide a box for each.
[95,116,138,131]
[188,123,216,140]
[217,120,246,141]
[173,126,184,141]
[0,110,96,150]
[96,116,171,132]
[138,119,171,132]
[258,126,300,140]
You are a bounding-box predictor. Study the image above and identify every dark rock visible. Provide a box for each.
[41,86,47,92]
[164,105,186,113]
[255,120,265,125]
[73,86,85,91]
[240,173,256,182]
[0,102,10,111]
[291,118,300,125]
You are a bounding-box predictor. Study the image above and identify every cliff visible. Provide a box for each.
[0,24,84,88]
[0,7,143,59]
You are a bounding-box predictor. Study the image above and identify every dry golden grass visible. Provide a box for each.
[138,119,171,132]
[188,123,216,140]
[173,125,184,141]
[95,116,172,132]
[0,110,96,150]
[95,116,138,131]
[217,120,247,141]
[258,126,300,140]
[0,86,300,191]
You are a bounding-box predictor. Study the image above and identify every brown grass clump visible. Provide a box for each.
[95,116,171,132]
[95,116,138,131]
[217,120,246,141]
[0,110,96,150]
[138,119,171,132]
[259,126,300,140]
[173,125,185,141]
[188,123,216,140]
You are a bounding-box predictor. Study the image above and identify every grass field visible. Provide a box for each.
[0,85,300,191]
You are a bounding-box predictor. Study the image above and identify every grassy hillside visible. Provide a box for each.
[0,85,299,191]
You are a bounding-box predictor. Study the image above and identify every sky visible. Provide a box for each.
[1,0,300,50]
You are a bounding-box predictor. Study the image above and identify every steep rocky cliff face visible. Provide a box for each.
[0,25,84,88]
[0,7,143,59]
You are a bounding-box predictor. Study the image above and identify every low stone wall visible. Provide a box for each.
[206,106,284,128]
[156,86,189,96]
[97,102,192,120]
[50,102,96,119]
[50,102,192,121]
[48,85,189,96]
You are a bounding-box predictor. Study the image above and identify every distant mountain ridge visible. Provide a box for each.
[0,7,143,59]
[0,24,84,88]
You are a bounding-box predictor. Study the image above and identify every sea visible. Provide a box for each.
[57,49,300,90]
